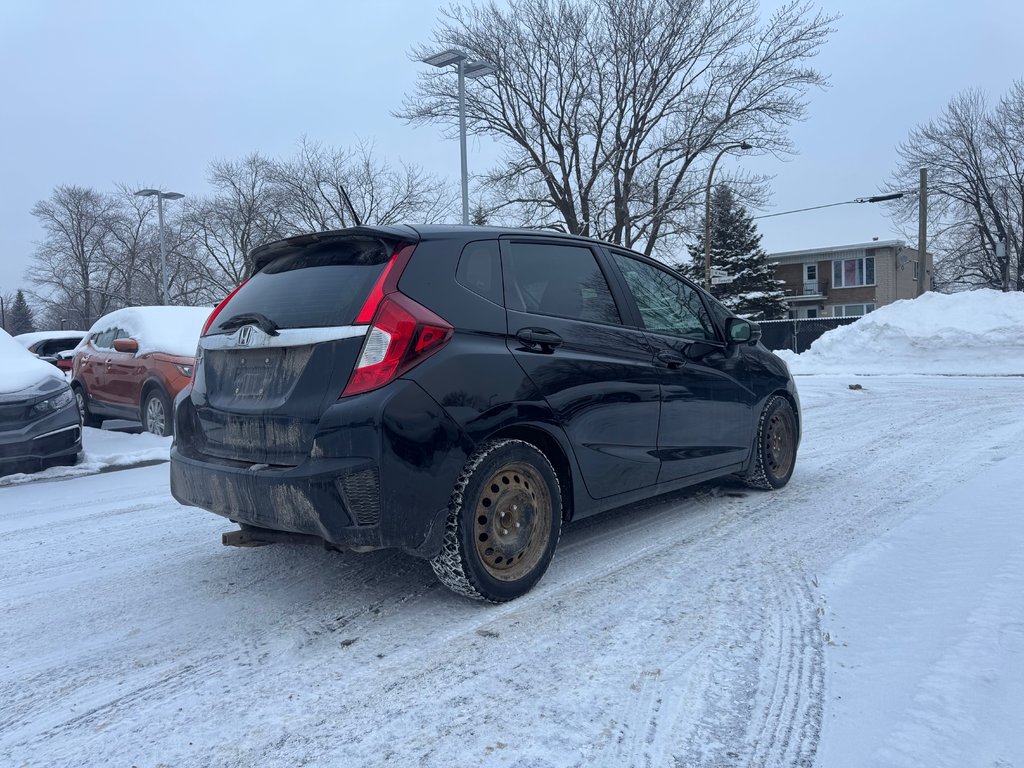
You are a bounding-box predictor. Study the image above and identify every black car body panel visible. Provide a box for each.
[171,224,800,558]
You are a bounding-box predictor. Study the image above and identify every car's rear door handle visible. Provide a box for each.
[516,327,563,353]
[655,349,685,369]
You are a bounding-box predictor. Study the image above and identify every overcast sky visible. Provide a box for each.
[1,0,1021,297]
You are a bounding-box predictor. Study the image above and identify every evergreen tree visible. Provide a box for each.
[471,204,488,226]
[6,289,36,335]
[688,186,788,319]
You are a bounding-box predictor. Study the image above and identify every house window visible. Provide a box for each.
[833,303,875,317]
[913,260,919,280]
[804,263,817,281]
[832,256,875,287]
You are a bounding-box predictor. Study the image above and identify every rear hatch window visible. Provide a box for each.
[207,238,393,334]
[191,236,406,465]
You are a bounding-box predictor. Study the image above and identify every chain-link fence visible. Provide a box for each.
[757,317,860,353]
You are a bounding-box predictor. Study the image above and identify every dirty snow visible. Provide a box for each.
[80,306,212,357]
[0,290,1022,767]
[0,425,170,487]
[0,328,66,393]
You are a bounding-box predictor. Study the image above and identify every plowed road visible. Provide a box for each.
[2,375,1022,767]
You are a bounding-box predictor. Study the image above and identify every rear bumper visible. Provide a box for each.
[170,379,472,557]
[170,449,388,548]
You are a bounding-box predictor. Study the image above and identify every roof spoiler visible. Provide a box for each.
[248,225,421,274]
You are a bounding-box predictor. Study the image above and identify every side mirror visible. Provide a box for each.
[113,338,139,354]
[726,318,761,344]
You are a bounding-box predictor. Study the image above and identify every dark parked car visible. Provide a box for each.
[171,225,800,601]
[15,330,88,372]
[1,329,82,474]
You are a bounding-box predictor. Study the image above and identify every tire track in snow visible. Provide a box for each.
[3,378,1024,766]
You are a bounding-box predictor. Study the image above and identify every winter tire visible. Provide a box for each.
[743,394,797,490]
[430,439,562,602]
[73,384,102,429]
[142,388,173,437]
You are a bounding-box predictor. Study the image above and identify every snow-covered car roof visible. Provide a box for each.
[13,330,88,348]
[82,306,213,357]
[0,328,66,394]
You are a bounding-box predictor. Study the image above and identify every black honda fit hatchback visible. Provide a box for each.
[171,225,800,601]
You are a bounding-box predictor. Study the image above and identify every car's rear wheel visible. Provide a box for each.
[430,439,562,602]
[72,384,101,429]
[142,388,173,437]
[743,395,797,490]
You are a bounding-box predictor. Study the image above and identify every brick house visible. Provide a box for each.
[767,240,923,319]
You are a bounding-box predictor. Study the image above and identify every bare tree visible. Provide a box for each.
[888,84,1024,292]
[274,138,457,231]
[28,185,122,327]
[105,185,160,306]
[398,0,834,258]
[184,153,288,295]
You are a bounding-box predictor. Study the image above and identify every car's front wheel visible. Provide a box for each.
[142,388,173,437]
[742,394,798,490]
[430,439,562,602]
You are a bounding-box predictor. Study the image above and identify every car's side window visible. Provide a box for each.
[503,242,622,325]
[456,240,503,305]
[95,328,116,349]
[611,253,715,340]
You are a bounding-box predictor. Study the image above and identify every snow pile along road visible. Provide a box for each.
[0,427,170,487]
[779,289,1024,375]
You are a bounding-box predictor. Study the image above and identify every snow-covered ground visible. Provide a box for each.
[1,291,1022,767]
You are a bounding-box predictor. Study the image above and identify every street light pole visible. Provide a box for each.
[135,189,184,304]
[458,57,469,225]
[704,142,752,289]
[422,49,495,225]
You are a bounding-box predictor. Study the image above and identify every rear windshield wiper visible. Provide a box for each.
[218,312,280,336]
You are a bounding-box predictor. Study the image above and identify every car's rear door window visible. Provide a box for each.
[503,242,621,325]
[207,238,396,334]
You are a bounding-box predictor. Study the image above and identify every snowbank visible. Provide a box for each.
[0,426,170,486]
[779,290,1024,375]
[82,306,212,357]
[0,329,66,394]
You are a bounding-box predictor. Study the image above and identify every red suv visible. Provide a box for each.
[72,306,211,435]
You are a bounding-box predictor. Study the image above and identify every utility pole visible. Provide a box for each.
[917,168,928,296]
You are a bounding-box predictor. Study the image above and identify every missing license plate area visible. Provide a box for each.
[234,368,270,399]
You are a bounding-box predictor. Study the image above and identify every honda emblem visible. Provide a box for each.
[237,325,254,346]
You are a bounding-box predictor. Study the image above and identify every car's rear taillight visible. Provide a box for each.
[342,292,453,398]
[202,278,251,336]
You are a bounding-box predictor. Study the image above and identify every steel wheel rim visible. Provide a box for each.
[146,396,165,435]
[473,461,552,582]
[765,411,794,479]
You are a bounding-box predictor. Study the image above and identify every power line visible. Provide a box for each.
[751,191,912,221]
[750,171,1024,222]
